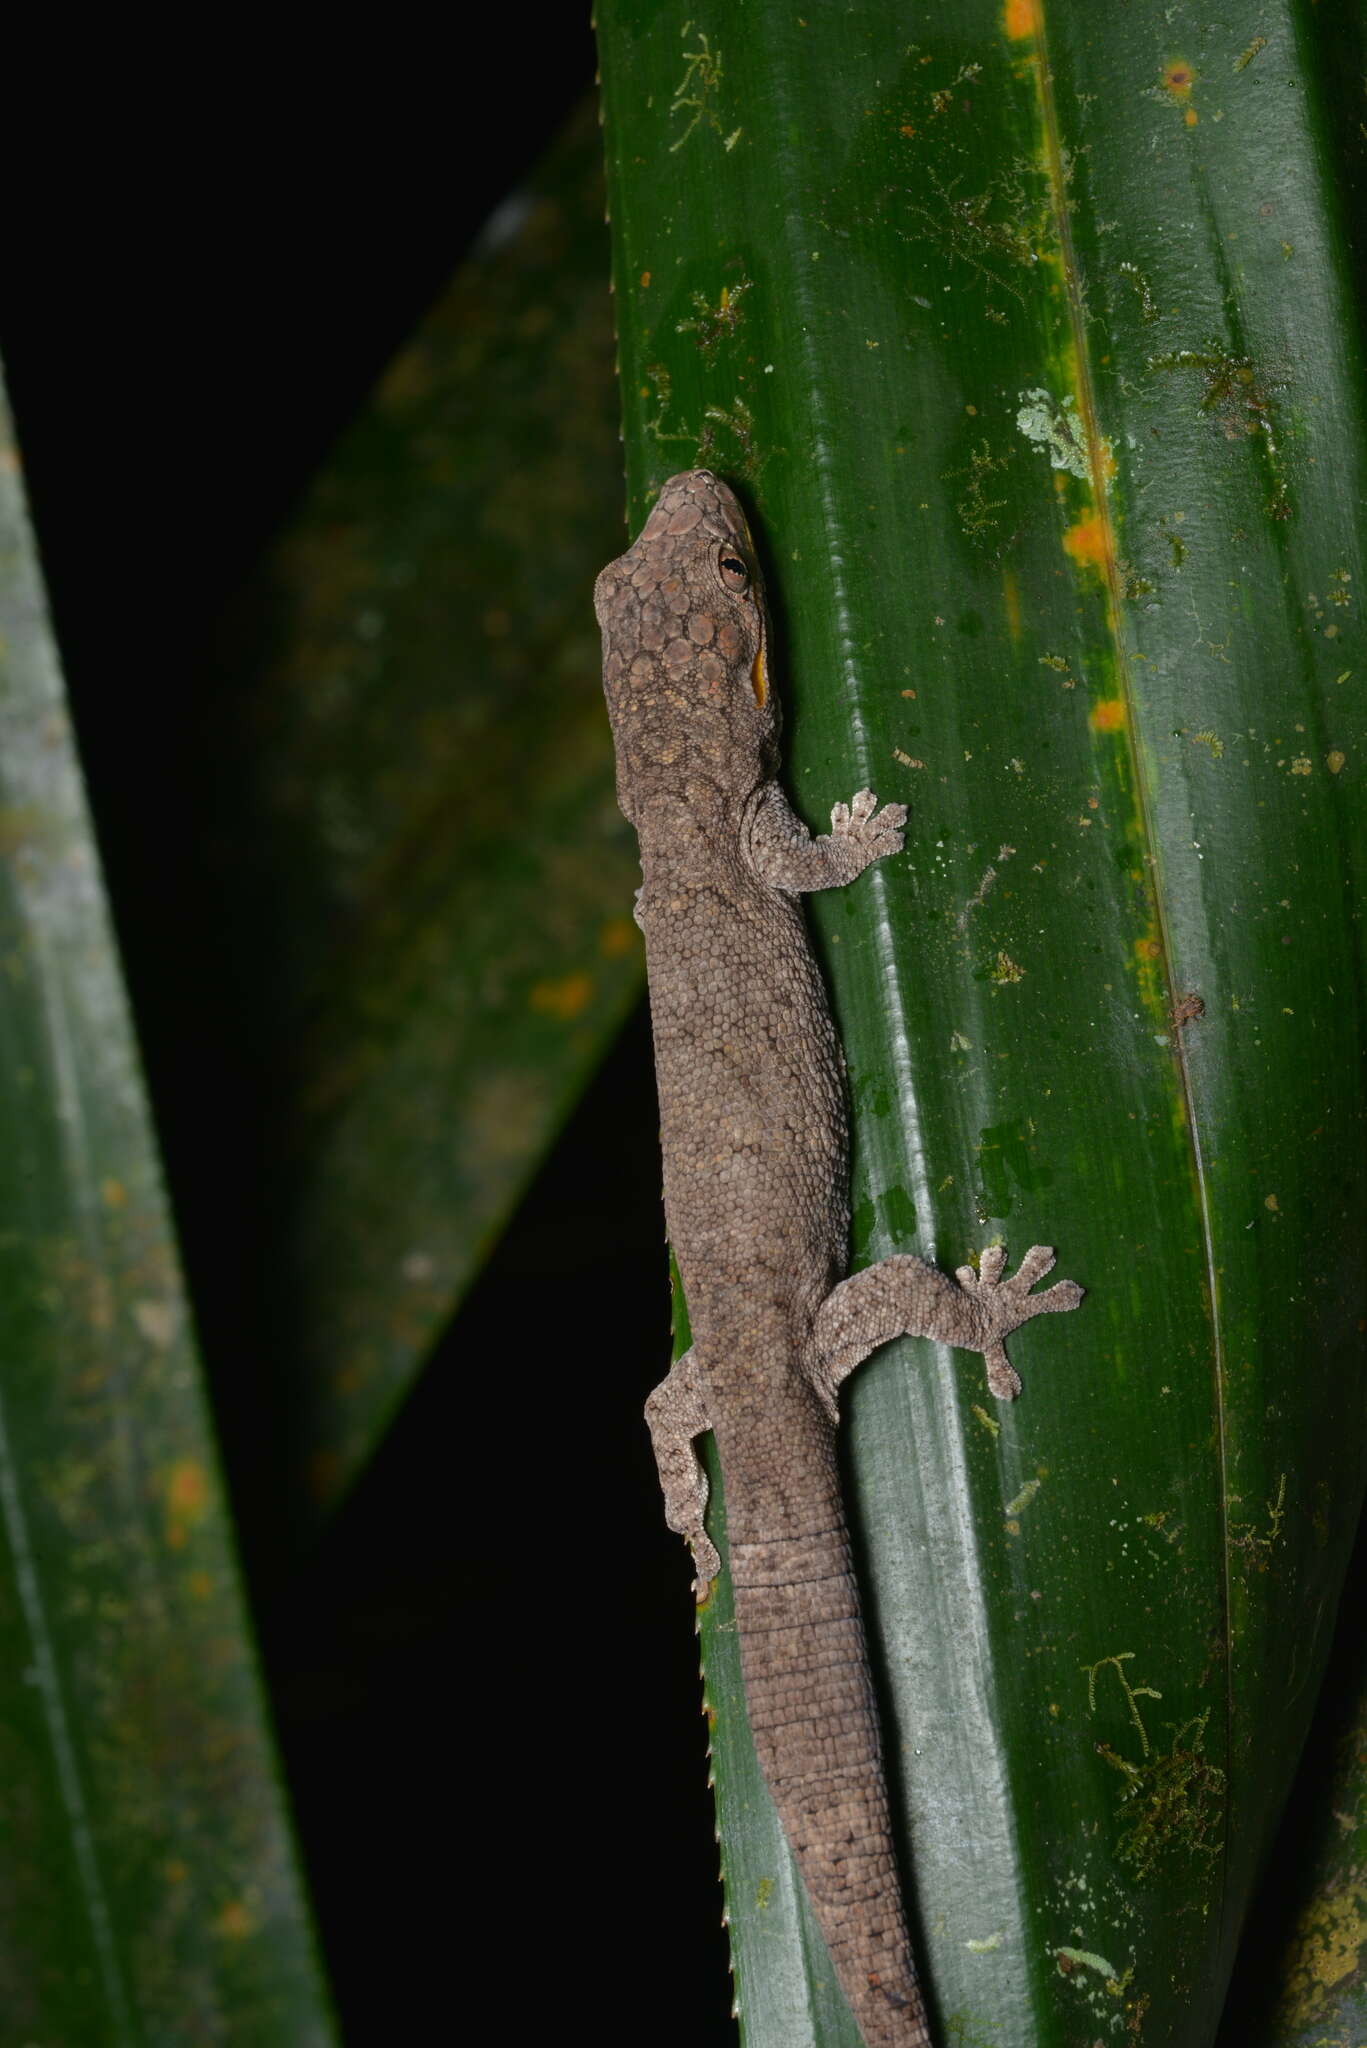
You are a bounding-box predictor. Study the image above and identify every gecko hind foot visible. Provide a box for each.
[644,1350,721,1589]
[955,1243,1085,1400]
[829,787,907,863]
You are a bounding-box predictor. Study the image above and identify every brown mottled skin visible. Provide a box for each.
[595,471,1083,2048]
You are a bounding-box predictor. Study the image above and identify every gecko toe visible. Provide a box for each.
[1012,1244,1058,1288]
[1035,1278,1085,1314]
[977,1244,1008,1286]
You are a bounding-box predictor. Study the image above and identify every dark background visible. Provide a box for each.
[1,27,733,2044]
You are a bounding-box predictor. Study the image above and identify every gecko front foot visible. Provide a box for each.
[830,787,907,861]
[955,1244,1085,1400]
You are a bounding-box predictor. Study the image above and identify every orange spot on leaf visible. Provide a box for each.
[1063,514,1108,568]
[1090,700,1127,733]
[164,1459,210,1549]
[215,1901,254,1940]
[530,972,594,1022]
[598,917,638,960]
[1004,0,1041,39]
[1162,57,1200,122]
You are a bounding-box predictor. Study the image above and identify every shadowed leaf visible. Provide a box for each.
[204,102,641,1512]
[0,373,334,2044]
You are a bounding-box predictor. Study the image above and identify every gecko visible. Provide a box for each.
[594,469,1083,2048]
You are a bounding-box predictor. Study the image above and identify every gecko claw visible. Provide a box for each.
[692,1536,722,1600]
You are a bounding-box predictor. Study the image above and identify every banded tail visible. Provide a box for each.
[730,1524,931,2048]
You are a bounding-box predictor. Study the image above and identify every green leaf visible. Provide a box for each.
[202,101,642,1511]
[596,3,1367,2041]
[0,375,333,2040]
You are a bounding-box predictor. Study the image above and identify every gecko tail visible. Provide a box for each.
[730,1527,932,2048]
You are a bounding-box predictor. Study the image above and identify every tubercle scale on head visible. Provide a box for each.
[594,470,779,810]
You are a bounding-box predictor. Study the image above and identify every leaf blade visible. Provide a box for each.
[596,3,1367,2040]
[0,374,334,2042]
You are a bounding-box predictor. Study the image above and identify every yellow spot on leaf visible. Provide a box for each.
[216,1900,254,1940]
[165,1459,210,1549]
[101,1177,128,1210]
[1163,58,1196,99]
[1327,750,1346,774]
[1265,1193,1280,1212]
[1184,106,1199,126]
[1135,937,1162,962]
[529,972,594,1022]
[1063,513,1108,568]
[639,271,651,288]
[1091,700,1127,733]
[1003,0,1041,39]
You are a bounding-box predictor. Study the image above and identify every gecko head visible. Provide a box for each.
[595,470,779,818]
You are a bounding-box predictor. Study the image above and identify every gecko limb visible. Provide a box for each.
[747,782,907,893]
[644,1348,721,1586]
[813,1243,1083,1402]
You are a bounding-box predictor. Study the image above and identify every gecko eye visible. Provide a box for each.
[718,550,751,593]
